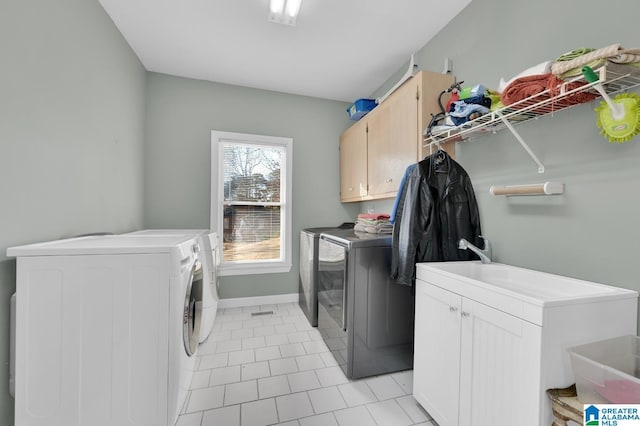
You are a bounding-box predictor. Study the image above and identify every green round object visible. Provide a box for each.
[595,92,640,143]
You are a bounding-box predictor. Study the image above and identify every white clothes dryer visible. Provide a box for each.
[7,234,202,426]
[125,229,220,342]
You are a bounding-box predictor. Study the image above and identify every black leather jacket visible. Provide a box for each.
[391,151,483,286]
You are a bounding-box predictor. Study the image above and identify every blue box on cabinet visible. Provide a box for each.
[347,99,377,121]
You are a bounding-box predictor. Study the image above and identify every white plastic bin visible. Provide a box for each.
[568,335,640,404]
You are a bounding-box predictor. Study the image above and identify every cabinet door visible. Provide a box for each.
[368,79,418,197]
[413,280,462,426]
[339,119,368,202]
[417,71,456,159]
[366,102,390,196]
[458,299,542,426]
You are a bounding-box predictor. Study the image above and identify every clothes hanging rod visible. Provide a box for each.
[489,182,564,196]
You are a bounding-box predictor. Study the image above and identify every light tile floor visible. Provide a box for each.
[176,302,438,426]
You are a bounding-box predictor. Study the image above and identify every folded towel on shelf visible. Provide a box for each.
[500,73,597,110]
[501,74,552,105]
[558,58,607,79]
[555,47,595,62]
[498,60,554,92]
[354,221,393,234]
[357,213,390,221]
[355,213,392,234]
[551,44,640,76]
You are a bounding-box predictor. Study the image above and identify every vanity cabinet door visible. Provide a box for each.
[458,298,542,426]
[413,280,462,426]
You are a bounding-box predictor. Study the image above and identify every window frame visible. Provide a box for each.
[211,130,293,276]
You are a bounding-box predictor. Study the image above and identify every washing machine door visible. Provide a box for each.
[183,259,203,356]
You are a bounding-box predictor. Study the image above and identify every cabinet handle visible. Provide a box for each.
[449,306,458,313]
[385,178,393,183]
[461,311,470,318]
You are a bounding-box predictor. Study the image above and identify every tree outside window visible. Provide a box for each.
[212,131,292,276]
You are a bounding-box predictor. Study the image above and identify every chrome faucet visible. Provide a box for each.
[458,237,492,264]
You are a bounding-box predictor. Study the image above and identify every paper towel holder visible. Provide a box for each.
[489,182,564,196]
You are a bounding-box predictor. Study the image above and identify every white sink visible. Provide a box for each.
[416,261,637,325]
[424,261,626,301]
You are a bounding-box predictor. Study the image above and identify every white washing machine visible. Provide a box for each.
[125,229,220,342]
[198,231,220,342]
[7,234,202,426]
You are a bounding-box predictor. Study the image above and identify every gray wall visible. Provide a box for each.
[0,0,147,422]
[371,0,640,327]
[143,73,359,298]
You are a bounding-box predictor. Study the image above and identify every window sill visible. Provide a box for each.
[218,262,292,277]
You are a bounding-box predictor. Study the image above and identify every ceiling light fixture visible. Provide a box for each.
[269,0,302,26]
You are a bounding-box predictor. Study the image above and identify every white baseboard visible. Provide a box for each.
[218,293,298,309]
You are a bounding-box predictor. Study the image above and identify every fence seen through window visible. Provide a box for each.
[221,143,284,262]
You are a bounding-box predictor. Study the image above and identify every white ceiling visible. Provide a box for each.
[98,0,472,102]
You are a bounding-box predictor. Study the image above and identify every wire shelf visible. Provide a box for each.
[424,63,640,148]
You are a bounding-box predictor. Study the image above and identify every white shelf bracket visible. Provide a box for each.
[495,110,545,173]
[376,54,417,105]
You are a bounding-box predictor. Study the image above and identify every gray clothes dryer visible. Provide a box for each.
[317,230,414,379]
[298,224,353,327]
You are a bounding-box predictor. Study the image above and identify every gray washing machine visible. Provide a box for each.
[299,223,353,327]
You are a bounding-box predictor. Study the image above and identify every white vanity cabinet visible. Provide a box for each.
[414,280,541,426]
[413,282,461,426]
[413,262,638,426]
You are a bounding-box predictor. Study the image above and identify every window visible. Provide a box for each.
[211,131,292,276]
